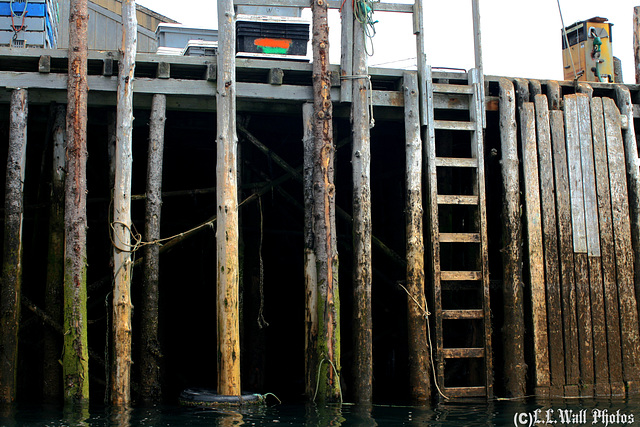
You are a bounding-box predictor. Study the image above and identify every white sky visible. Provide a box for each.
[137,0,640,83]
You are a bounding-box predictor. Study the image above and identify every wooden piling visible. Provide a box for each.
[498,78,526,397]
[634,6,640,84]
[577,94,609,396]
[602,97,640,392]
[546,81,561,111]
[404,71,430,403]
[351,10,372,405]
[520,102,549,395]
[302,102,318,399]
[217,0,241,397]
[140,94,166,404]
[549,109,580,396]
[339,0,353,103]
[312,0,341,401]
[534,95,565,395]
[0,89,28,403]
[43,104,66,402]
[63,0,90,403]
[614,86,640,323]
[590,97,624,395]
[111,0,137,406]
[565,94,595,396]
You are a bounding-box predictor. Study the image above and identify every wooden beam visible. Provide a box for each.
[403,71,430,403]
[339,0,353,103]
[0,89,27,403]
[549,109,580,397]
[499,77,526,398]
[635,6,640,84]
[111,0,137,406]
[534,95,565,394]
[63,0,90,404]
[603,97,640,393]
[520,102,549,395]
[590,97,624,395]
[140,94,166,404]
[217,0,241,397]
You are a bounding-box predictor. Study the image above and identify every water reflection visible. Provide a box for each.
[305,403,346,426]
[63,401,91,427]
[351,403,377,427]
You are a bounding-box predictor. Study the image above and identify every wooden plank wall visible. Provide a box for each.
[509,81,640,397]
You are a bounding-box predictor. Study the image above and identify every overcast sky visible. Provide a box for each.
[137,0,640,83]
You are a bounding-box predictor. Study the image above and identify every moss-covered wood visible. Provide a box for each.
[64,0,90,402]
[0,88,28,403]
[43,104,66,402]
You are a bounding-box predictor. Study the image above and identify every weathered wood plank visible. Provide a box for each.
[564,95,588,253]
[590,97,624,395]
[520,102,549,392]
[574,252,594,396]
[529,80,541,98]
[513,78,529,109]
[339,0,352,103]
[603,96,640,392]
[499,78,526,398]
[534,94,564,391]
[549,110,580,394]
[403,71,430,403]
[577,94,601,257]
[577,94,608,396]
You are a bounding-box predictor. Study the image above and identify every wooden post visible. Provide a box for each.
[549,109,580,396]
[471,0,485,127]
[520,102,550,396]
[140,94,166,404]
[303,103,318,399]
[634,7,640,84]
[591,97,624,395]
[602,97,640,393]
[312,0,341,402]
[564,94,595,396]
[351,9,372,405]
[534,95,565,395]
[498,78,526,397]
[0,89,28,403]
[217,0,241,396]
[339,0,353,103]
[614,86,640,319]
[546,81,561,111]
[404,71,430,403]
[43,104,66,402]
[63,0,90,403]
[111,0,137,406]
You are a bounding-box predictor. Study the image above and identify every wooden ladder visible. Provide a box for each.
[425,66,493,399]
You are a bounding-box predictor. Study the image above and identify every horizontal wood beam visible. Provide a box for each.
[233,0,412,12]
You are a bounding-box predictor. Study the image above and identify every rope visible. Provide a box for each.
[312,358,343,403]
[556,0,579,82]
[257,197,269,329]
[354,0,377,56]
[341,74,375,128]
[10,0,29,45]
[398,283,449,400]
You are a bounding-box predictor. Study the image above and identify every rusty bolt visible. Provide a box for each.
[318,111,325,119]
[320,42,326,49]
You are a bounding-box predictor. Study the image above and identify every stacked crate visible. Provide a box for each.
[0,0,58,48]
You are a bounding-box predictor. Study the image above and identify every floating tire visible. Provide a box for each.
[179,388,265,407]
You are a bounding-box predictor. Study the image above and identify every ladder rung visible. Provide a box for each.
[435,157,477,168]
[437,195,479,205]
[439,233,480,243]
[443,386,487,398]
[432,83,474,95]
[434,120,475,131]
[442,309,484,319]
[441,348,485,358]
[441,271,482,281]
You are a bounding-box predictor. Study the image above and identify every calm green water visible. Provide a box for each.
[2,398,640,426]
